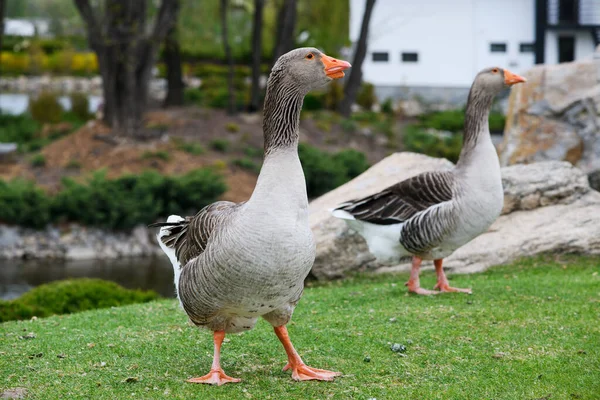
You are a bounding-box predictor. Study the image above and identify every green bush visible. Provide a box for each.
[0,114,41,151]
[232,157,261,174]
[356,82,376,111]
[381,98,394,114]
[340,118,357,133]
[0,179,51,228]
[325,80,344,110]
[184,87,204,105]
[29,154,46,167]
[174,139,205,155]
[403,125,463,163]
[299,144,370,198]
[69,92,91,120]
[303,92,326,111]
[417,109,506,133]
[51,169,226,230]
[29,92,64,124]
[244,146,263,158]
[210,138,230,152]
[0,279,159,322]
[225,122,240,133]
[141,150,171,161]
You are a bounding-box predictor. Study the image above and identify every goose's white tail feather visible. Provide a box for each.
[332,207,408,263]
[330,208,355,220]
[156,215,184,304]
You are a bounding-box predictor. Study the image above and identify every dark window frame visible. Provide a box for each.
[558,0,579,24]
[401,52,419,62]
[558,35,575,63]
[372,52,389,62]
[490,43,507,53]
[519,43,535,53]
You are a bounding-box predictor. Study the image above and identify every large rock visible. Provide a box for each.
[499,52,600,177]
[309,152,600,280]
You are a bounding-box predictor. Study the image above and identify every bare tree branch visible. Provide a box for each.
[74,0,101,48]
[152,0,180,43]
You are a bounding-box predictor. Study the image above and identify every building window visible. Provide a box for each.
[490,43,507,53]
[401,52,418,62]
[558,0,578,24]
[519,43,535,53]
[558,36,575,63]
[372,52,389,62]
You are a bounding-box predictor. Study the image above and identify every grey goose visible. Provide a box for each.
[150,48,350,385]
[332,67,526,295]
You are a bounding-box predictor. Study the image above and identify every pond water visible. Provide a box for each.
[0,257,175,301]
[0,93,102,115]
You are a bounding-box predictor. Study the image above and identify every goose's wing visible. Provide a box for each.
[149,201,244,266]
[334,171,455,225]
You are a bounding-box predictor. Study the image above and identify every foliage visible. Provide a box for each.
[69,92,91,121]
[340,118,358,133]
[299,144,370,197]
[381,98,394,115]
[173,138,205,155]
[0,279,158,323]
[29,92,63,124]
[356,82,376,111]
[210,138,230,152]
[0,179,51,228]
[29,154,46,167]
[324,80,344,111]
[0,114,41,151]
[51,169,226,230]
[232,157,261,174]
[141,150,171,162]
[183,87,204,105]
[0,51,98,76]
[303,92,326,111]
[418,109,507,133]
[225,122,240,133]
[1,255,598,398]
[403,125,463,163]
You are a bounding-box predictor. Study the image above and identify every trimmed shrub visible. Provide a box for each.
[403,125,463,163]
[210,138,230,152]
[418,109,506,133]
[0,179,51,228]
[299,144,370,198]
[29,154,46,167]
[356,82,376,111]
[0,279,159,322]
[303,92,326,111]
[29,92,64,124]
[69,92,91,120]
[0,114,41,150]
[381,98,394,114]
[51,169,226,230]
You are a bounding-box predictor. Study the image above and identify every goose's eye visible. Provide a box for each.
[305,53,314,60]
[492,68,499,74]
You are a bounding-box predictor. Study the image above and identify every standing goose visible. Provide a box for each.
[150,48,350,385]
[332,67,525,295]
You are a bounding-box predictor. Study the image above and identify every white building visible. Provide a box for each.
[349,0,600,101]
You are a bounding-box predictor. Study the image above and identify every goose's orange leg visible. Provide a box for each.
[274,325,340,381]
[405,256,438,295]
[433,259,472,294]
[187,330,241,385]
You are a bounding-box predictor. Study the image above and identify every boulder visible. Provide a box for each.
[499,52,600,178]
[309,152,600,280]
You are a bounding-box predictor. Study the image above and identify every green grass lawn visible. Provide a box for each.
[1,255,599,399]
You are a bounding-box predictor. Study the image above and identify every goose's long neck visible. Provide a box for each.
[455,86,496,171]
[248,74,308,208]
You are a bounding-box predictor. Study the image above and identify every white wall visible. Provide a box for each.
[349,0,595,89]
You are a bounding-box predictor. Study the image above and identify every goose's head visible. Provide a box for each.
[474,67,526,94]
[272,47,352,92]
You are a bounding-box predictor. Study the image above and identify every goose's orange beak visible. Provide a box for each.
[321,54,351,79]
[504,69,526,85]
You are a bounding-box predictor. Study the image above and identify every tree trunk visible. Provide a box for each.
[164,26,184,107]
[248,0,265,113]
[0,0,5,111]
[74,0,180,138]
[338,0,376,117]
[220,0,236,115]
[272,0,297,63]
